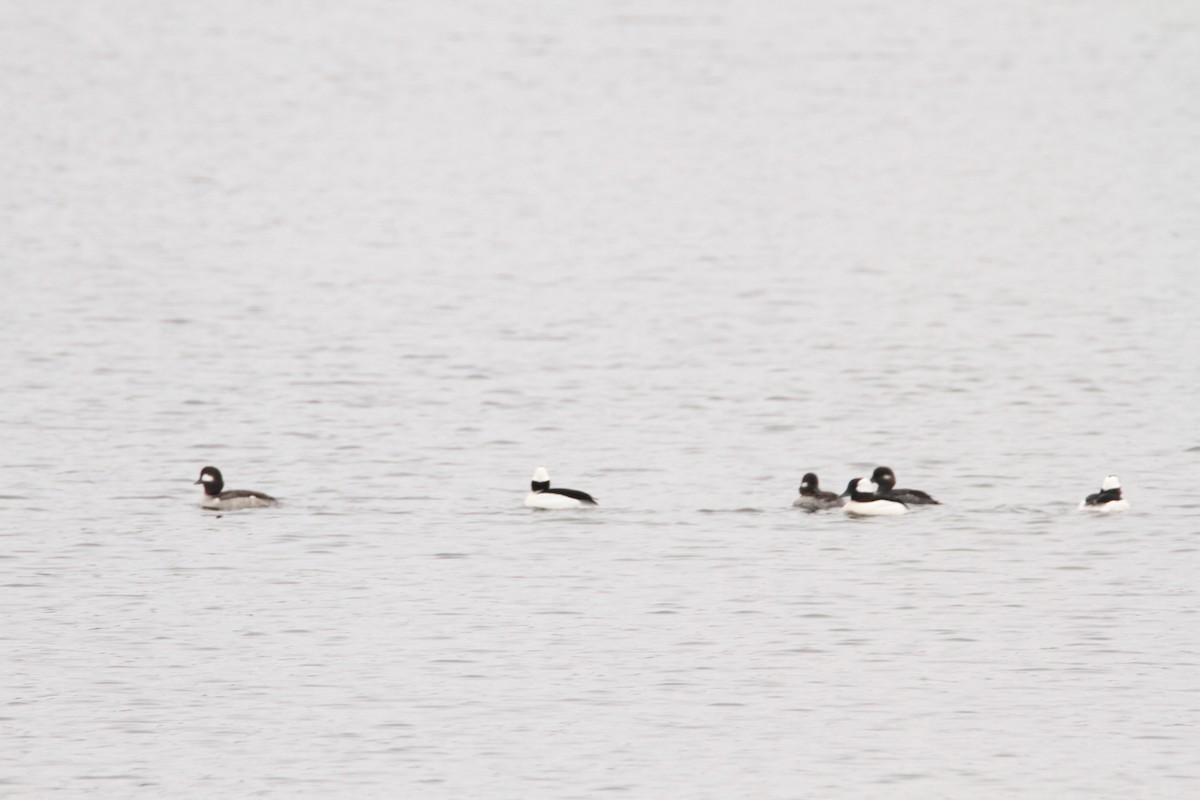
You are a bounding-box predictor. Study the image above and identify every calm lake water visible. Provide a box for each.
[2,0,1199,796]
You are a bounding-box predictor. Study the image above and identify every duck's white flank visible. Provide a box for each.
[844,498,908,516]
[524,492,590,510]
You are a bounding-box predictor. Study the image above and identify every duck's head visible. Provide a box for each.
[848,477,880,501]
[195,466,223,495]
[871,466,896,492]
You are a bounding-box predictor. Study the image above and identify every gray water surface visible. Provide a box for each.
[3,1,1199,797]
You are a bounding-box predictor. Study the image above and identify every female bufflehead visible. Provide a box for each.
[524,466,598,509]
[1079,475,1130,513]
[793,472,844,511]
[842,477,908,516]
[871,466,939,505]
[195,466,278,510]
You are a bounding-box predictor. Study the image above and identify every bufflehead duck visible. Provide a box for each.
[871,466,939,505]
[793,472,844,511]
[195,466,278,510]
[1079,475,1130,512]
[524,466,598,509]
[842,477,908,516]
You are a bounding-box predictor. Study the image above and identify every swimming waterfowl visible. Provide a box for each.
[793,472,844,511]
[524,466,598,509]
[1079,475,1130,513]
[871,466,939,505]
[842,477,908,516]
[195,466,278,510]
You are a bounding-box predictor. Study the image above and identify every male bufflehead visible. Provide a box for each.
[195,466,278,510]
[524,466,598,509]
[793,472,844,511]
[842,477,908,516]
[871,466,939,505]
[1079,475,1130,513]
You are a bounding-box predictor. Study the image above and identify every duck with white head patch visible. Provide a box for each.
[195,466,278,510]
[842,477,908,516]
[524,466,598,509]
[1079,475,1130,512]
[793,472,844,511]
[871,466,939,505]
